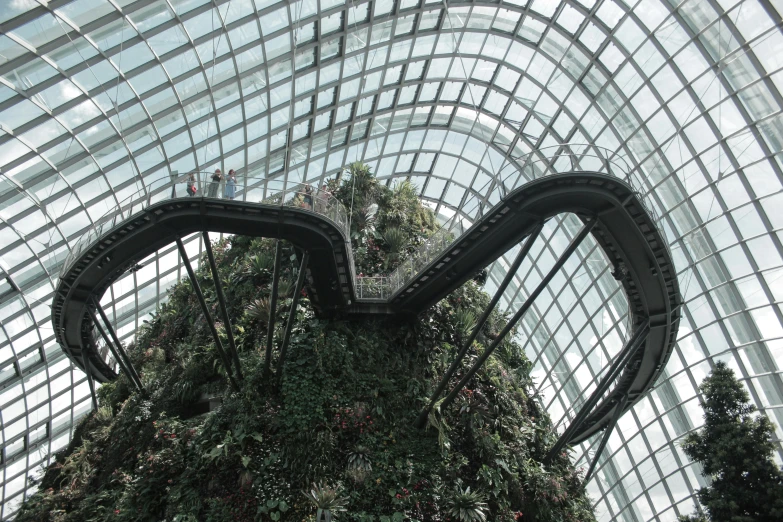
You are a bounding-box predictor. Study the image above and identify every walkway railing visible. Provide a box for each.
[354,276,390,299]
[501,144,661,224]
[61,144,666,306]
[369,144,666,301]
[62,174,350,276]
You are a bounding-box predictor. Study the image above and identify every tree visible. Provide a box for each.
[680,361,783,522]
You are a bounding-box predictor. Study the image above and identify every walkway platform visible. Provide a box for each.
[52,170,680,446]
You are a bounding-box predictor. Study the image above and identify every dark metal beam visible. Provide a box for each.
[81,350,98,411]
[263,240,283,377]
[202,231,243,380]
[93,302,145,391]
[438,219,597,414]
[583,393,630,483]
[545,321,650,462]
[415,224,543,429]
[175,237,240,392]
[277,250,310,377]
[87,306,140,391]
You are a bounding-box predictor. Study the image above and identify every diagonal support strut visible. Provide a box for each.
[276,250,310,377]
[545,320,650,462]
[437,219,596,415]
[176,237,240,392]
[81,350,98,410]
[202,231,243,380]
[582,393,630,482]
[415,223,543,429]
[91,302,144,392]
[263,240,283,377]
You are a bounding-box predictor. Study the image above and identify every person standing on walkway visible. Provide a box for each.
[186,172,197,197]
[224,169,236,200]
[208,168,222,198]
[302,183,313,210]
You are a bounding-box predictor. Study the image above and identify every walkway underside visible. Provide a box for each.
[53,172,680,446]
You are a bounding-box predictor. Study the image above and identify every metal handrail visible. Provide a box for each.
[61,145,667,310]
[61,175,350,276]
[379,144,668,301]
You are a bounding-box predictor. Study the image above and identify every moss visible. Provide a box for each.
[18,166,595,522]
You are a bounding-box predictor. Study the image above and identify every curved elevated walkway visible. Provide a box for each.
[388,173,680,443]
[53,171,680,445]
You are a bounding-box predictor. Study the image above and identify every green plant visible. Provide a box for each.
[244,297,271,327]
[352,204,377,235]
[246,253,274,276]
[276,278,294,299]
[303,482,348,521]
[445,485,489,522]
[59,439,95,490]
[347,445,372,471]
[284,429,336,483]
[381,227,406,255]
[344,162,379,202]
[454,307,477,342]
[258,498,290,521]
[680,361,783,522]
[346,445,372,483]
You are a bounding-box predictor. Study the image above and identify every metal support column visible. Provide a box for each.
[545,321,650,462]
[202,231,243,380]
[92,303,144,391]
[176,237,240,392]
[277,251,310,377]
[89,308,143,392]
[415,224,542,428]
[81,351,98,410]
[263,240,283,376]
[583,393,630,482]
[438,220,596,414]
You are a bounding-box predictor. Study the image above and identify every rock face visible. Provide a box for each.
[19,166,595,522]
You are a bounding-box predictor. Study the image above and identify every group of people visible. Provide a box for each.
[184,171,326,211]
[186,169,237,199]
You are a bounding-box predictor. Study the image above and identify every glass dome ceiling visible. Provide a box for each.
[0,0,782,520]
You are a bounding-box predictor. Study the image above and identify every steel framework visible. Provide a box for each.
[1,1,782,521]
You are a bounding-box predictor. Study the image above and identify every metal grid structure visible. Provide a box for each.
[0,0,781,520]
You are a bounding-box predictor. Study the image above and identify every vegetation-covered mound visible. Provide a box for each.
[19,165,594,522]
